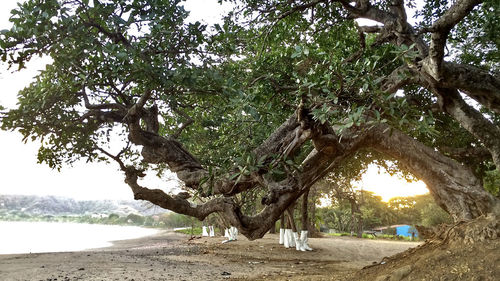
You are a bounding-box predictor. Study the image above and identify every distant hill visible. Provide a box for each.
[0,195,169,216]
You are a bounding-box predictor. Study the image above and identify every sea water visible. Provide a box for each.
[0,221,159,254]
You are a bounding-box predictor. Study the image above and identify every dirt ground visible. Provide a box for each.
[2,216,497,281]
[0,231,421,281]
[347,214,500,281]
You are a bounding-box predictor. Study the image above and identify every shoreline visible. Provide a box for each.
[0,221,161,255]
[0,231,420,281]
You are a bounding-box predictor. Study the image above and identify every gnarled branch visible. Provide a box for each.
[427,0,483,81]
[440,62,500,114]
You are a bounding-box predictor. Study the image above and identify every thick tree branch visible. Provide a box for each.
[358,25,383,33]
[389,0,407,24]
[427,0,483,81]
[432,0,483,34]
[82,20,131,47]
[98,149,240,227]
[440,62,500,114]
[439,146,491,164]
[122,164,227,221]
[365,123,499,220]
[114,114,499,240]
[79,110,126,124]
[80,88,125,111]
[97,146,227,223]
[381,65,415,94]
[337,0,429,56]
[126,108,317,199]
[433,87,500,169]
[171,107,194,139]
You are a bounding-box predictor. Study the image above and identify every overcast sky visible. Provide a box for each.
[0,0,428,202]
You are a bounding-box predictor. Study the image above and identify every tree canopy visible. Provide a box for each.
[1,0,499,239]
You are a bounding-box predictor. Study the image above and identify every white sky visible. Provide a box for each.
[0,0,428,202]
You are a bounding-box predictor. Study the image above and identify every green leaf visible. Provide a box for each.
[291,45,302,58]
[116,52,127,59]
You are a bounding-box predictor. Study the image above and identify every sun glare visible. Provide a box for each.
[358,165,429,202]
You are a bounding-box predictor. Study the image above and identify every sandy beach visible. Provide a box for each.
[0,231,421,281]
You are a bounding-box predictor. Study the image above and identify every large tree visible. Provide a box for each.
[0,0,498,240]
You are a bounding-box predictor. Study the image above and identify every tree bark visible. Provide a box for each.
[286,207,298,233]
[269,221,277,234]
[427,0,483,82]
[107,86,499,240]
[308,186,320,236]
[301,189,310,231]
[123,117,499,239]
[440,62,500,114]
[434,87,500,169]
[366,124,500,221]
[348,198,363,238]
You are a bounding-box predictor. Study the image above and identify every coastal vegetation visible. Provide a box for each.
[0,194,198,228]
[0,207,201,228]
[0,192,448,242]
[317,192,451,232]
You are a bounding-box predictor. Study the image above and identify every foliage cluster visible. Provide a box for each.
[318,192,452,232]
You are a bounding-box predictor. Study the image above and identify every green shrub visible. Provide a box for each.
[362,233,375,239]
[327,232,350,237]
[175,227,202,236]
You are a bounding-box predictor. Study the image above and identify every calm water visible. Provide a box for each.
[0,221,159,254]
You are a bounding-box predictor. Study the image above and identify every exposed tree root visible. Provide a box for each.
[348,214,499,281]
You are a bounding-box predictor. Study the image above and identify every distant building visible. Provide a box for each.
[90,213,106,219]
[373,224,418,238]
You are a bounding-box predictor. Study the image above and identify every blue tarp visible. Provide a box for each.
[396,225,418,237]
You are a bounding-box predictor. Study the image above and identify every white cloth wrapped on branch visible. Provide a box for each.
[222,226,238,243]
[288,230,295,247]
[300,230,313,251]
[229,226,238,240]
[283,229,291,248]
[282,229,313,251]
[294,232,304,251]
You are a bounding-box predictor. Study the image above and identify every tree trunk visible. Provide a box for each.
[269,221,276,234]
[122,106,498,240]
[358,214,363,238]
[337,212,346,233]
[367,124,500,221]
[349,198,362,238]
[301,189,310,231]
[350,203,355,236]
[308,186,320,236]
[286,208,298,233]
